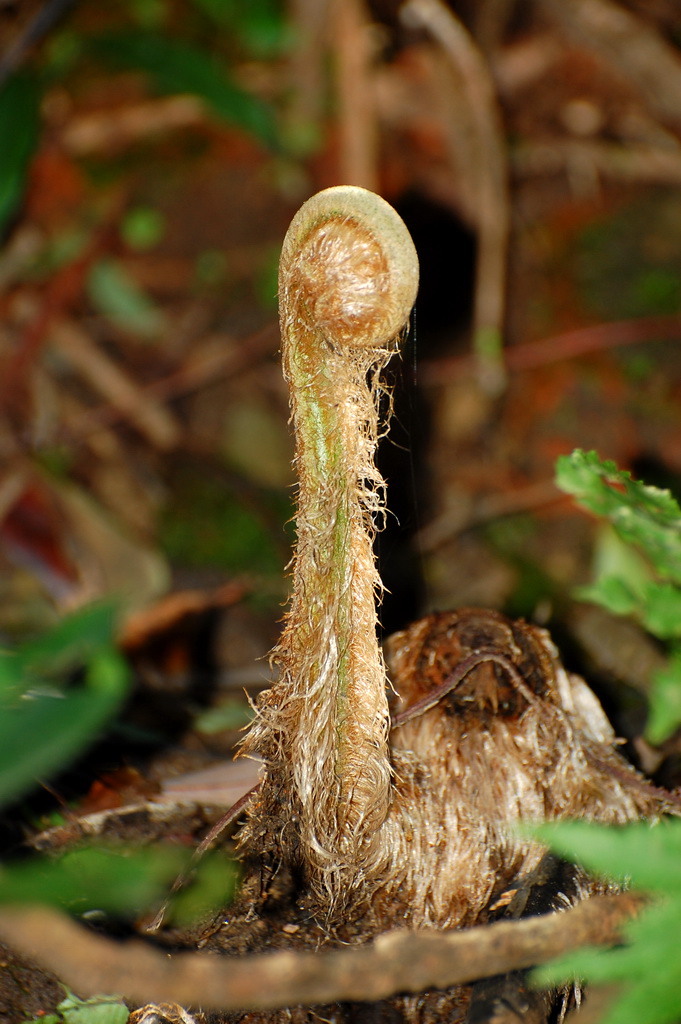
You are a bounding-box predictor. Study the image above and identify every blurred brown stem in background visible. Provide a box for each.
[401,0,510,394]
[333,0,378,190]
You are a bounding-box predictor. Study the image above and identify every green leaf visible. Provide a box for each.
[164,850,240,926]
[0,73,41,235]
[0,845,239,929]
[191,0,289,57]
[576,576,641,617]
[526,820,681,891]
[640,582,681,640]
[12,602,120,684]
[194,697,253,733]
[0,648,129,808]
[0,846,186,915]
[88,259,164,338]
[89,31,278,147]
[534,898,681,1024]
[646,650,681,744]
[58,991,129,1024]
[120,206,165,250]
[530,821,681,1024]
[556,451,681,584]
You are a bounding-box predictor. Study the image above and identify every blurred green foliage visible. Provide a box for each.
[528,820,681,1024]
[0,73,41,236]
[0,602,129,809]
[0,843,238,922]
[0,0,286,235]
[87,258,165,337]
[89,30,278,148]
[191,0,290,57]
[531,452,681,1024]
[26,990,130,1024]
[557,449,681,742]
[0,599,239,1011]
[159,465,290,579]
[576,192,681,320]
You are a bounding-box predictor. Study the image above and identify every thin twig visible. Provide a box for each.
[52,319,181,450]
[419,314,681,384]
[55,324,278,445]
[391,651,539,728]
[61,97,206,155]
[515,140,681,188]
[0,893,643,1011]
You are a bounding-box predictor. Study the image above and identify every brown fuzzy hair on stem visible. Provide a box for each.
[239,187,674,938]
[239,186,419,911]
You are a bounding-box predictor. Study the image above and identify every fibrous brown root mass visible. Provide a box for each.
[221,608,673,1023]
[383,607,671,929]
[243,608,671,927]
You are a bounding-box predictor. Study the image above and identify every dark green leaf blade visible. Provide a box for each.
[0,649,129,808]
[15,602,120,682]
[88,31,278,147]
[0,73,41,234]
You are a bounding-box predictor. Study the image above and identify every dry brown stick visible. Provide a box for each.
[52,320,181,450]
[61,97,206,155]
[332,0,378,191]
[401,0,510,394]
[287,0,330,138]
[0,893,642,1012]
[56,324,277,445]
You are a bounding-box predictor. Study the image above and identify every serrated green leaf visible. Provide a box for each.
[534,898,681,1024]
[591,524,653,596]
[89,31,278,147]
[646,651,681,744]
[551,451,681,1024]
[556,451,681,584]
[0,73,41,234]
[526,820,681,891]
